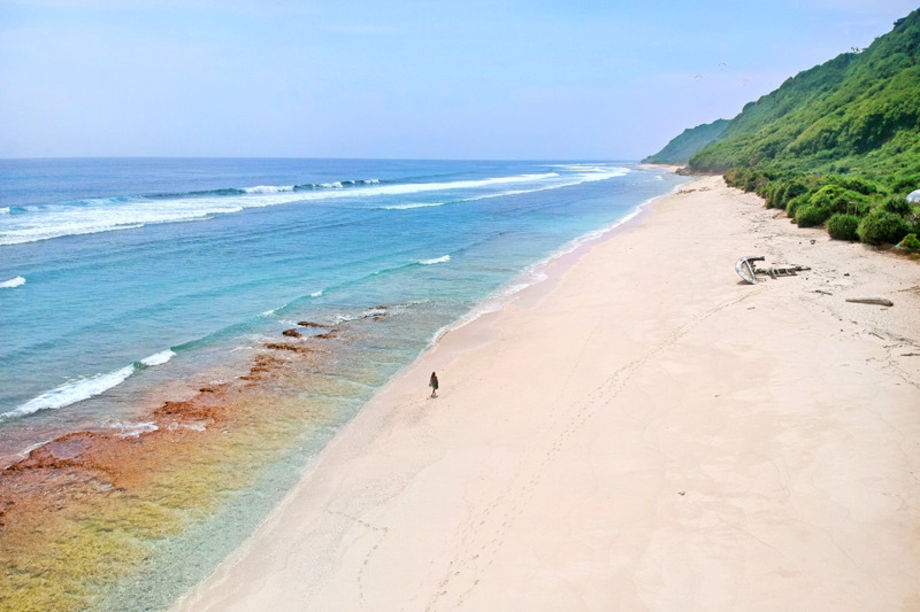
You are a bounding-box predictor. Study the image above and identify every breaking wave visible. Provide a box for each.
[3,365,137,422]
[140,349,176,367]
[243,185,295,194]
[418,255,451,265]
[0,168,629,246]
[0,276,26,288]
[380,202,447,210]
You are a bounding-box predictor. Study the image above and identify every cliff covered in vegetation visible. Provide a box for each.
[651,9,920,249]
[642,119,730,164]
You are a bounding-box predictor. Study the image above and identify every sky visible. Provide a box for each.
[1,0,917,160]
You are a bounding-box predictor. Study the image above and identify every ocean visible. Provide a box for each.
[0,158,686,609]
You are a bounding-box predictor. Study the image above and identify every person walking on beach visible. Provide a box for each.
[429,372,439,398]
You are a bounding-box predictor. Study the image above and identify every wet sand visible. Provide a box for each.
[174,174,920,611]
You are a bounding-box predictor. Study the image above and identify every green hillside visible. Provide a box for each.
[675,10,920,248]
[643,119,730,164]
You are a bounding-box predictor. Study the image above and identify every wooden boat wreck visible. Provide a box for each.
[735,256,810,284]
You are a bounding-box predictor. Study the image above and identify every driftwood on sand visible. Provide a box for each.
[845,297,894,307]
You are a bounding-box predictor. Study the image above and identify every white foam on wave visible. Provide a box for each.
[4,365,136,421]
[0,195,238,245]
[140,349,176,367]
[0,169,615,246]
[0,207,9,215]
[310,289,324,297]
[380,202,446,210]
[463,166,631,203]
[571,166,631,182]
[321,181,344,188]
[0,276,26,288]
[264,171,561,203]
[243,185,295,194]
[418,255,450,265]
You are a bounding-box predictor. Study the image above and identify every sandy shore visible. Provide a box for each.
[174,175,920,611]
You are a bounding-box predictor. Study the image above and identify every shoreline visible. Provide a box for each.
[174,175,920,610]
[431,177,685,345]
[0,165,684,611]
[0,168,675,470]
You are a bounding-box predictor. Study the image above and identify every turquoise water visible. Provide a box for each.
[0,159,683,457]
[0,158,687,608]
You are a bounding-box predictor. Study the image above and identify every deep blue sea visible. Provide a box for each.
[0,158,684,457]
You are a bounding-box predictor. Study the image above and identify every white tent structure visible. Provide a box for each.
[908,189,920,203]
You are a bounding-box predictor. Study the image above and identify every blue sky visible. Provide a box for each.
[1,0,917,159]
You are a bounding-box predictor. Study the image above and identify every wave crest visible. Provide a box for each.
[418,255,450,265]
[380,202,446,210]
[0,276,26,288]
[243,185,295,194]
[3,365,137,422]
[140,349,176,367]
[0,169,629,246]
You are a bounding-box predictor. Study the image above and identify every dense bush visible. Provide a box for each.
[765,179,809,209]
[857,209,911,245]
[900,232,920,250]
[909,207,920,233]
[826,175,882,196]
[827,213,860,240]
[891,169,920,193]
[883,195,911,215]
[807,185,868,215]
[786,194,809,217]
[795,204,832,227]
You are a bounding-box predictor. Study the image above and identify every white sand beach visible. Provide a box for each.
[174,175,920,611]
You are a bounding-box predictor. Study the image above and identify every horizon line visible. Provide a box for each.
[0,154,638,163]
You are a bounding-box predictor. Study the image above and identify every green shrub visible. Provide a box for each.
[900,232,920,250]
[891,172,920,193]
[766,179,810,209]
[857,209,911,245]
[883,196,911,215]
[807,184,867,214]
[827,175,882,195]
[827,213,860,240]
[763,181,783,208]
[786,194,808,216]
[909,207,920,233]
[795,204,832,227]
